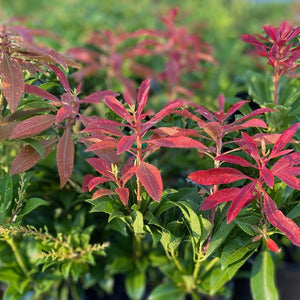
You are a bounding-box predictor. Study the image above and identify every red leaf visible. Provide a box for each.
[56,106,72,123]
[261,166,274,188]
[223,100,248,122]
[142,99,184,134]
[79,90,119,104]
[49,64,70,92]
[148,136,207,149]
[86,139,118,152]
[188,167,250,185]
[86,158,112,178]
[10,115,56,139]
[24,84,60,102]
[241,132,260,161]
[228,119,268,133]
[92,188,116,200]
[9,138,57,175]
[274,172,300,190]
[270,123,300,159]
[121,166,137,185]
[227,182,256,223]
[265,238,280,253]
[272,152,300,173]
[88,177,111,191]
[201,187,241,210]
[0,53,25,112]
[57,128,74,187]
[203,122,221,141]
[137,79,151,117]
[215,154,255,168]
[82,174,94,192]
[104,96,132,123]
[0,121,20,141]
[263,191,300,247]
[117,135,137,154]
[136,161,163,202]
[116,187,129,205]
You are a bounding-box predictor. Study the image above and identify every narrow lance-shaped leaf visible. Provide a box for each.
[57,127,74,187]
[0,53,25,112]
[148,136,207,149]
[78,90,119,104]
[10,138,57,175]
[115,187,129,205]
[137,79,151,117]
[49,64,70,91]
[215,154,256,168]
[263,191,300,247]
[201,188,241,210]
[10,115,56,139]
[250,249,279,300]
[117,134,137,154]
[188,167,250,186]
[24,84,60,102]
[104,95,132,123]
[270,123,300,159]
[136,161,163,202]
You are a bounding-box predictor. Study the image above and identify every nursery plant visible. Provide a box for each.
[0,7,299,300]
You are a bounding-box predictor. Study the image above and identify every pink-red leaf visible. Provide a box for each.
[136,161,163,202]
[9,138,57,175]
[264,191,300,246]
[270,123,300,159]
[227,182,257,223]
[115,187,129,205]
[148,136,207,149]
[92,188,116,200]
[86,158,112,178]
[117,134,137,154]
[203,122,221,141]
[137,79,151,117]
[104,95,132,123]
[88,177,111,191]
[24,84,60,102]
[10,115,56,139]
[215,154,255,168]
[78,90,119,104]
[261,166,274,188]
[49,64,70,92]
[188,167,250,185]
[201,187,241,210]
[241,132,260,161]
[57,128,74,187]
[0,53,25,112]
[86,139,118,152]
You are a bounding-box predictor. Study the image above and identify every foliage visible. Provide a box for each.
[0,3,299,300]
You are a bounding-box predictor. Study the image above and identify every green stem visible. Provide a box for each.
[6,236,28,274]
[171,251,184,273]
[193,250,203,280]
[70,284,80,300]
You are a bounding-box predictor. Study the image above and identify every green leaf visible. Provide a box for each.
[250,249,279,300]
[22,138,45,159]
[160,229,181,254]
[148,281,185,300]
[287,203,300,220]
[132,209,144,234]
[18,197,48,217]
[175,202,201,243]
[61,261,73,279]
[0,169,13,207]
[125,270,146,300]
[107,218,128,236]
[221,237,258,269]
[234,215,259,236]
[205,219,235,259]
[89,197,117,214]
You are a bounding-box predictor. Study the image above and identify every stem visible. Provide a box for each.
[273,72,279,106]
[193,250,203,280]
[70,284,80,300]
[0,88,4,121]
[6,236,28,274]
[171,251,184,273]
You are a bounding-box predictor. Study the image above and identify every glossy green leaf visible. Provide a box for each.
[132,209,144,234]
[221,236,258,269]
[125,270,146,300]
[18,197,48,217]
[205,219,235,258]
[0,170,13,207]
[148,281,185,300]
[250,249,279,300]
